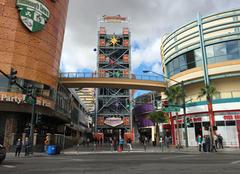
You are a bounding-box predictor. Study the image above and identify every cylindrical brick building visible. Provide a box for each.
[0,0,69,149]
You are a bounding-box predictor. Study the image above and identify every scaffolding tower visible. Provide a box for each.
[95,15,132,140]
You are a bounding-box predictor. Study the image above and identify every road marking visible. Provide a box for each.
[162,154,197,160]
[1,165,16,168]
[231,160,240,165]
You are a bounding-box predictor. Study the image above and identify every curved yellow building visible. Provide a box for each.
[162,9,240,147]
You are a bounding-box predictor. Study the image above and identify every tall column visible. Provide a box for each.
[4,115,17,151]
[170,112,176,145]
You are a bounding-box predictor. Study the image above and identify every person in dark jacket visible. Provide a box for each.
[24,137,30,156]
[15,138,22,157]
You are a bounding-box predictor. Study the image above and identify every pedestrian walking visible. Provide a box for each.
[212,134,218,152]
[24,137,30,156]
[202,136,206,152]
[76,143,80,153]
[143,136,147,152]
[214,134,218,149]
[15,138,22,157]
[127,138,133,151]
[218,134,224,149]
[164,136,170,149]
[205,135,211,152]
[113,137,118,151]
[44,135,49,152]
[197,135,202,152]
[119,138,124,151]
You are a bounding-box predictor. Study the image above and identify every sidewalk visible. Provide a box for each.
[6,145,240,158]
[62,144,240,155]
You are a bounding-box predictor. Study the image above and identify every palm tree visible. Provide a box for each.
[165,85,184,104]
[198,84,219,125]
[198,84,219,150]
[146,111,168,146]
[165,85,184,148]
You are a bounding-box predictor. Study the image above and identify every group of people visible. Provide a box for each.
[110,137,133,151]
[15,137,30,157]
[197,134,224,152]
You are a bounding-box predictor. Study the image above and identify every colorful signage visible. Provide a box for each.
[0,92,53,109]
[104,117,123,127]
[224,115,240,120]
[16,0,50,32]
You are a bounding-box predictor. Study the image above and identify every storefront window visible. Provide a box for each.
[216,121,225,126]
[226,120,236,126]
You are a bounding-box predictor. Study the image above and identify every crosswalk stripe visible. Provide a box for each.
[1,165,16,168]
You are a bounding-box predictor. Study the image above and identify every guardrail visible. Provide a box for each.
[59,72,165,82]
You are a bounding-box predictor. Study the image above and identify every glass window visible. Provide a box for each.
[186,51,196,69]
[179,55,187,72]
[226,40,239,60]
[226,120,236,126]
[203,122,210,127]
[206,45,214,58]
[216,121,225,126]
[213,42,227,61]
[173,58,180,74]
[194,49,203,67]
[0,75,8,91]
[166,62,174,77]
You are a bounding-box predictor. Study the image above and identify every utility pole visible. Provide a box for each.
[181,81,189,148]
[143,70,189,148]
[29,87,36,154]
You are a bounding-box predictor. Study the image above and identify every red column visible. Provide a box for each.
[207,101,215,126]
[236,120,240,148]
[170,112,176,145]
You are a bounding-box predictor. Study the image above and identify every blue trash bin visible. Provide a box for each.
[47,145,57,155]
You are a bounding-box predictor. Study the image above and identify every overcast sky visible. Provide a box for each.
[60,0,240,96]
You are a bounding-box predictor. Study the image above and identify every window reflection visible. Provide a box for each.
[166,39,240,77]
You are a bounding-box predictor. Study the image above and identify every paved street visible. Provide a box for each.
[1,151,240,174]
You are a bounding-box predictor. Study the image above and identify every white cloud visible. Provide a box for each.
[61,0,240,73]
[152,62,163,75]
[132,38,161,71]
[61,30,97,72]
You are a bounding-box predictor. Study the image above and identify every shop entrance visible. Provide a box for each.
[103,128,125,143]
[194,122,203,139]
[138,128,151,142]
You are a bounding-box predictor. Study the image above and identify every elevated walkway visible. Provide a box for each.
[59,72,167,91]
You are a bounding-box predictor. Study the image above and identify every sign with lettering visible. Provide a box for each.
[104,117,123,127]
[224,115,240,120]
[0,92,53,109]
[16,0,50,32]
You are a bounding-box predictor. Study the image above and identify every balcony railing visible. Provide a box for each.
[186,90,240,102]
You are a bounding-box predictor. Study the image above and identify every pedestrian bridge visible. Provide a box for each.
[59,72,167,91]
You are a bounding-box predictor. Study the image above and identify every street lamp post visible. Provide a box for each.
[143,70,189,148]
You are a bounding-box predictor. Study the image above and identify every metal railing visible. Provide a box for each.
[59,72,165,82]
[186,90,240,102]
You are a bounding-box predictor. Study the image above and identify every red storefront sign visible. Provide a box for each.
[224,115,240,120]
[176,117,202,123]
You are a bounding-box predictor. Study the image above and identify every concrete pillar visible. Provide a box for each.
[33,133,38,146]
[3,116,17,151]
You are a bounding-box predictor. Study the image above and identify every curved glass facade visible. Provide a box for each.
[166,39,240,77]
